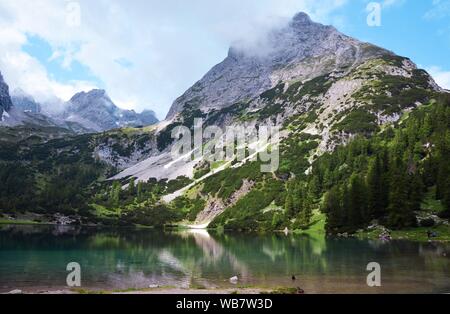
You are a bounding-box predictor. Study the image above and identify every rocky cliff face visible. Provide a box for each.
[161,12,440,154]
[0,72,13,120]
[65,89,158,132]
[11,89,42,114]
[166,12,391,119]
[138,109,160,126]
[114,12,442,213]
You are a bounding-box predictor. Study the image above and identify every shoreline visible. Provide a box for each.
[4,285,450,295]
[2,220,449,243]
[1,286,291,295]
[3,273,450,295]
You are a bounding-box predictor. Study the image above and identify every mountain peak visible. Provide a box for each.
[69,89,112,105]
[11,88,41,114]
[292,12,312,23]
[72,89,106,99]
[65,89,158,132]
[11,88,37,101]
[289,11,336,33]
[88,89,107,96]
[166,12,377,119]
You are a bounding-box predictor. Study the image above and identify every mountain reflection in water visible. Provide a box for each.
[0,224,449,293]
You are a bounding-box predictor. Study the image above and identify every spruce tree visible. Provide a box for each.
[128,178,136,196]
[367,155,384,219]
[111,181,121,207]
[293,183,303,216]
[308,176,321,199]
[348,174,367,230]
[407,172,424,212]
[387,158,416,228]
[323,186,342,232]
[285,193,294,218]
[137,181,144,202]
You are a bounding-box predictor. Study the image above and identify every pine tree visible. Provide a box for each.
[110,181,121,207]
[420,115,433,140]
[436,149,450,200]
[298,203,312,228]
[437,156,450,216]
[443,177,450,215]
[292,184,302,216]
[285,193,294,217]
[308,176,321,199]
[348,174,367,230]
[407,172,424,212]
[387,158,416,228]
[137,181,144,202]
[271,212,280,229]
[323,186,342,232]
[367,155,384,219]
[128,178,136,196]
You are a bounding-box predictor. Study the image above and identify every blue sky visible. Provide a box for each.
[334,0,450,71]
[0,0,449,119]
[22,35,103,87]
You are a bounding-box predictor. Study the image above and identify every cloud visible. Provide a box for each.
[363,0,405,10]
[382,0,406,8]
[426,66,450,90]
[0,28,96,106]
[424,0,450,20]
[0,0,348,119]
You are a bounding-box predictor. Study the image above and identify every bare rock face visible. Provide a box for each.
[118,12,441,185]
[166,12,391,119]
[0,71,13,120]
[11,89,42,114]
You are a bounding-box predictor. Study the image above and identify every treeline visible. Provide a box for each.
[209,176,286,231]
[0,134,111,218]
[0,126,197,226]
[284,182,313,229]
[93,176,196,226]
[0,163,36,212]
[0,163,103,215]
[208,97,450,232]
[311,96,450,233]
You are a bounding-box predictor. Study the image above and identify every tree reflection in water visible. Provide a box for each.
[0,225,449,293]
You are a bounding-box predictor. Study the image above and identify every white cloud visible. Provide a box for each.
[0,0,348,119]
[424,0,450,20]
[382,0,406,8]
[426,66,450,90]
[0,27,96,107]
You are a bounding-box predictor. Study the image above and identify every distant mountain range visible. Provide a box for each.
[0,75,158,133]
[64,89,158,132]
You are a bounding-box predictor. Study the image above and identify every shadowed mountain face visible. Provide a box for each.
[166,12,392,119]
[11,89,42,114]
[0,72,13,120]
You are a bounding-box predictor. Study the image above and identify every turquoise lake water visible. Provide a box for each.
[0,224,449,293]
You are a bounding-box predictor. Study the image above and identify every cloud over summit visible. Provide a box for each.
[0,0,348,119]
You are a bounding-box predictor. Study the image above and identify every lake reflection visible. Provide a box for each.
[0,224,449,293]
